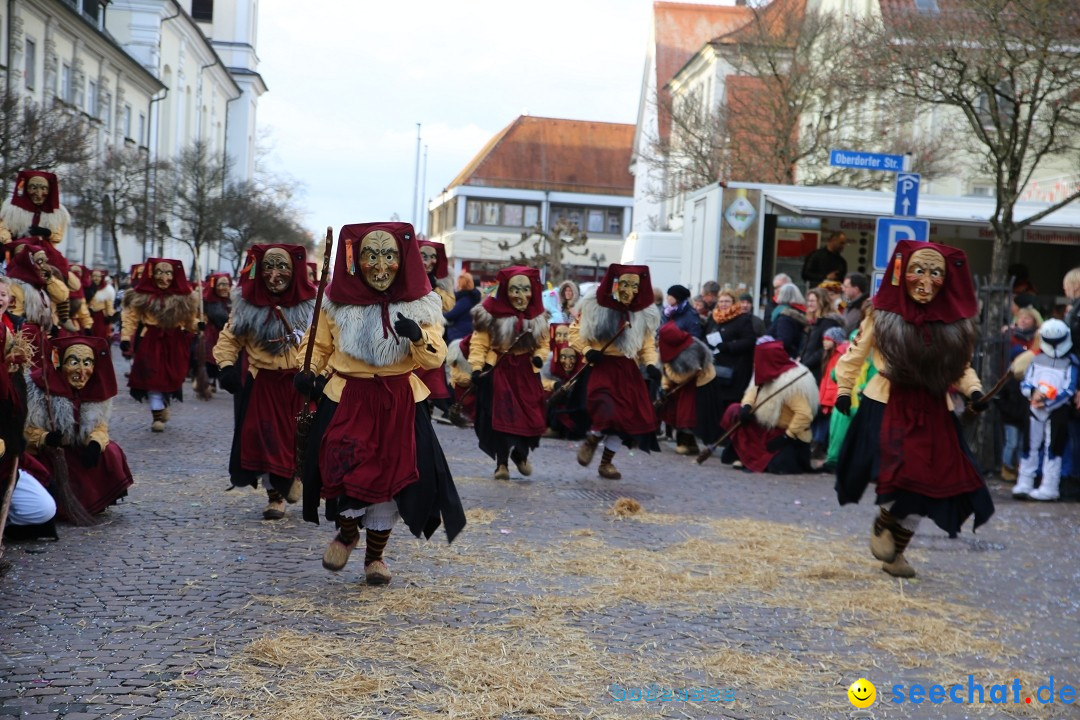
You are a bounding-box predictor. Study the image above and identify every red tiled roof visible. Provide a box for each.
[713,0,806,46]
[447,116,635,196]
[654,2,752,139]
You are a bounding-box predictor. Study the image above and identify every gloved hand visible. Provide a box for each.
[120,340,131,354]
[45,431,63,448]
[970,390,989,413]
[218,364,242,395]
[645,365,661,382]
[585,349,604,364]
[835,395,852,416]
[531,355,543,369]
[765,434,788,452]
[738,404,753,424]
[28,225,52,239]
[197,321,207,331]
[552,380,563,393]
[293,370,316,398]
[80,441,102,468]
[394,312,422,342]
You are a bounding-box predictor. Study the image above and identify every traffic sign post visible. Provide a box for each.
[874,218,930,269]
[894,172,920,217]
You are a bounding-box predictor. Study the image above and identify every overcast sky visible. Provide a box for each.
[254,0,705,240]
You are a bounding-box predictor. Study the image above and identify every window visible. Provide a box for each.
[101,91,111,130]
[61,63,72,103]
[123,104,132,138]
[913,0,939,13]
[463,199,541,228]
[138,113,146,144]
[550,205,622,234]
[523,206,539,228]
[88,80,98,117]
[24,38,36,90]
[606,211,622,235]
[481,202,500,225]
[976,81,1015,130]
[466,200,481,225]
[503,204,524,227]
[970,185,995,197]
[192,0,213,21]
[586,210,604,234]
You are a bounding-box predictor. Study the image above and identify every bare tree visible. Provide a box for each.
[68,146,169,272]
[854,0,1080,283]
[219,179,312,276]
[0,91,94,194]
[157,141,227,279]
[639,5,952,200]
[495,219,589,285]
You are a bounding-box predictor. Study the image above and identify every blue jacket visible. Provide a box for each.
[444,289,481,342]
[666,301,703,339]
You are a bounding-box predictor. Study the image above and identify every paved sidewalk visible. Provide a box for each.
[1,376,1078,719]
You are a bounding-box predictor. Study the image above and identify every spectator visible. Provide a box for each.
[653,287,664,310]
[819,279,844,312]
[739,292,766,337]
[840,272,870,335]
[704,289,756,415]
[801,232,848,288]
[998,307,1042,482]
[701,280,721,314]
[692,294,708,321]
[815,326,850,462]
[444,272,481,342]
[664,284,704,339]
[557,280,580,323]
[764,273,792,320]
[800,287,845,385]
[767,284,808,359]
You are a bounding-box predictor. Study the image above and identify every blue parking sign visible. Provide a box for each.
[874,218,929,269]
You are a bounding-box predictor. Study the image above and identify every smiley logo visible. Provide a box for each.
[848,678,876,708]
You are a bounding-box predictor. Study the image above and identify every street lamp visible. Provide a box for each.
[590,252,606,282]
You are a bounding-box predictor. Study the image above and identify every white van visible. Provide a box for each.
[620,231,682,295]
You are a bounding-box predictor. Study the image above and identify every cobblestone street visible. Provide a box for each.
[2,367,1079,719]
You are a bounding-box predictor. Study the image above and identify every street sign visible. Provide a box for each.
[874,218,930,269]
[829,149,905,172]
[894,172,920,217]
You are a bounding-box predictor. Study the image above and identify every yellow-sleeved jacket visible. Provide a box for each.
[835,313,981,410]
[73,300,93,330]
[213,325,300,377]
[26,415,109,452]
[569,322,659,368]
[662,361,716,391]
[740,380,814,443]
[298,308,446,404]
[9,276,69,322]
[468,329,549,372]
[435,285,455,313]
[120,293,200,342]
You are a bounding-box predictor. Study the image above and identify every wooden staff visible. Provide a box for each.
[548,321,630,406]
[447,328,534,428]
[696,369,811,465]
[193,255,212,400]
[294,228,334,478]
[0,460,19,563]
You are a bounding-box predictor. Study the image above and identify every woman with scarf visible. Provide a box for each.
[297,222,465,585]
[720,338,818,474]
[663,284,703,339]
[86,269,116,341]
[214,246,315,520]
[834,240,991,579]
[468,266,550,480]
[202,273,233,389]
[570,264,662,480]
[23,335,133,519]
[4,240,71,344]
[120,258,200,432]
[704,289,756,417]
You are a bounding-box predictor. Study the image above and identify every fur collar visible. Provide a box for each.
[668,337,711,376]
[0,201,70,237]
[470,303,548,353]
[9,278,52,327]
[750,365,818,429]
[574,289,661,357]
[92,284,116,306]
[127,290,199,329]
[228,288,314,356]
[25,369,111,445]
[446,338,471,374]
[324,291,443,367]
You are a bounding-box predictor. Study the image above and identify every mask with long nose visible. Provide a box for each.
[358,231,400,292]
[62,344,95,391]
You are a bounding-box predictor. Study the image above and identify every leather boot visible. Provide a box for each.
[263,490,286,520]
[511,449,532,476]
[881,520,916,578]
[577,433,600,467]
[151,410,166,433]
[322,518,360,572]
[674,432,699,456]
[598,448,621,480]
[494,464,510,481]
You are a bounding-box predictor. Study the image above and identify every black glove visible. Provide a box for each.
[80,441,101,468]
[218,364,242,395]
[28,225,52,239]
[394,312,422,342]
[471,368,485,384]
[766,434,788,452]
[45,431,63,448]
[293,370,316,398]
[970,390,989,413]
[82,329,92,337]
[835,395,852,416]
[531,355,543,369]
[738,404,753,424]
[552,380,564,393]
[646,365,661,382]
[197,321,207,331]
[120,340,131,354]
[585,349,604,364]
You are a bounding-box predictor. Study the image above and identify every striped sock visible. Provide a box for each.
[337,516,359,545]
[365,529,391,564]
[601,448,616,466]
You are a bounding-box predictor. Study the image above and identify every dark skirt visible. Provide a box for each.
[229,368,302,492]
[204,324,221,376]
[546,380,590,439]
[129,325,192,398]
[473,367,540,462]
[37,442,133,518]
[695,376,728,446]
[453,383,476,422]
[582,359,660,452]
[662,382,697,430]
[302,398,465,543]
[416,365,450,400]
[720,402,809,474]
[836,397,994,537]
[90,310,111,341]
